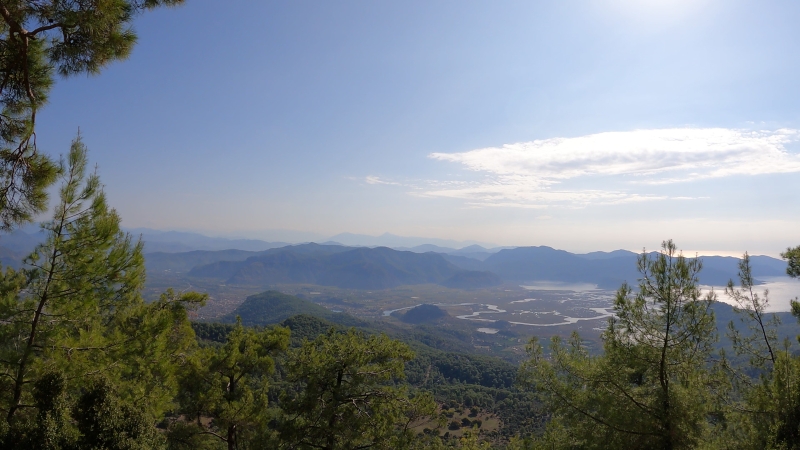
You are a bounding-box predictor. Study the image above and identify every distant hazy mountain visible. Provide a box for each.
[395,243,507,261]
[576,249,638,260]
[445,246,788,289]
[189,243,501,290]
[482,246,630,287]
[5,225,788,290]
[402,244,458,253]
[144,249,264,272]
[143,240,790,291]
[0,227,47,268]
[441,254,488,271]
[0,247,26,269]
[440,270,502,289]
[190,243,354,282]
[448,246,501,261]
[127,228,289,253]
[326,232,493,250]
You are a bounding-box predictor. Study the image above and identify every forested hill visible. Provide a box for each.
[222,290,368,327]
[211,292,523,396]
[188,244,501,289]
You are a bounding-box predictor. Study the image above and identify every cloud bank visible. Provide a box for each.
[425,128,800,207]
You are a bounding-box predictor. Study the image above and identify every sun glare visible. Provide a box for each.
[597,0,712,26]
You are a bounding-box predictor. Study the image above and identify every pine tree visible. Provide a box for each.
[169,318,289,450]
[0,0,184,229]
[719,252,800,449]
[0,136,203,447]
[783,245,800,279]
[519,240,719,450]
[277,329,436,450]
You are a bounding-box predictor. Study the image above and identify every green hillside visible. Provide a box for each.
[401,304,448,324]
[223,290,366,328]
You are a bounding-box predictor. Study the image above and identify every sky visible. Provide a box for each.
[33,0,800,255]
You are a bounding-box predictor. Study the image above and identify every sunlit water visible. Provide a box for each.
[381,277,799,332]
[703,276,800,312]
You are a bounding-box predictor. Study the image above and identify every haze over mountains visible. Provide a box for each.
[326,232,495,250]
[0,227,790,290]
[186,244,502,290]
[127,228,291,253]
[133,229,790,288]
[132,229,498,253]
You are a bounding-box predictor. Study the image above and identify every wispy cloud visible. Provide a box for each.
[425,128,800,207]
[365,175,401,186]
[418,184,669,208]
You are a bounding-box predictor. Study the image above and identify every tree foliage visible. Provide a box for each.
[782,245,800,279]
[781,245,800,318]
[0,0,183,229]
[0,137,203,447]
[277,329,436,450]
[170,318,289,450]
[519,240,719,450]
[717,253,800,450]
[724,253,779,370]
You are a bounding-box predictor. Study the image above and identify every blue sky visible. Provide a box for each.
[33,0,800,254]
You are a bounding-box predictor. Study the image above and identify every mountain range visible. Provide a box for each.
[152,242,787,291]
[466,246,786,288]
[186,244,501,290]
[125,228,290,253]
[131,229,499,253]
[0,227,790,290]
[325,232,495,250]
